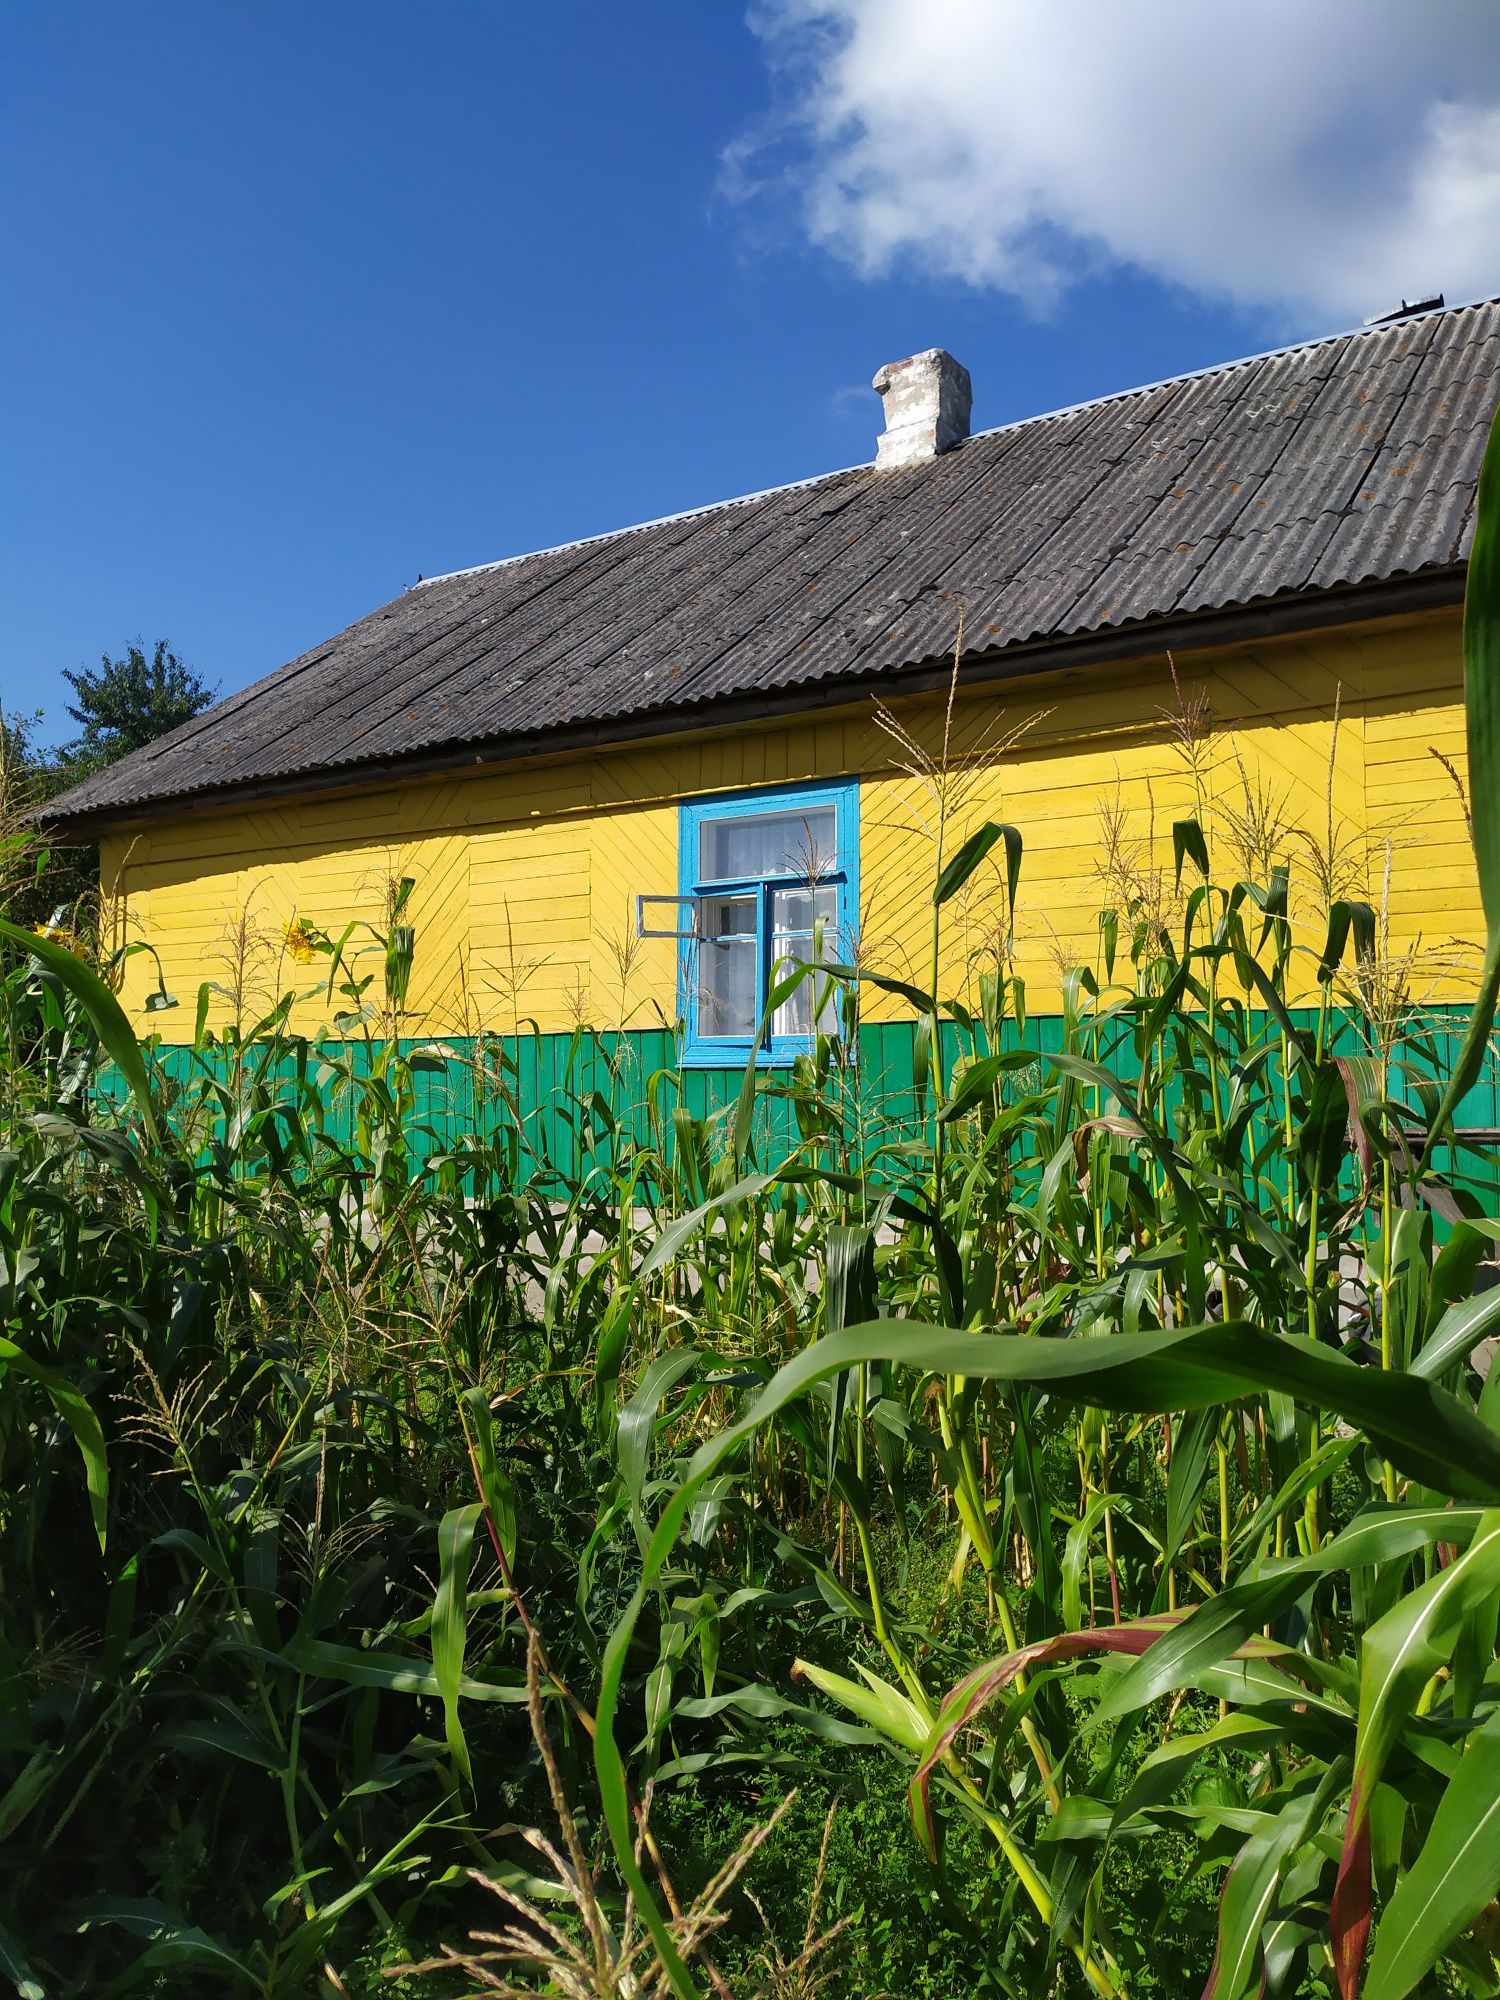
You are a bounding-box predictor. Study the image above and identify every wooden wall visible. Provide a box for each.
[103,607,1485,1038]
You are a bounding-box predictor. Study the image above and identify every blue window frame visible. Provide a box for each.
[678,777,859,1068]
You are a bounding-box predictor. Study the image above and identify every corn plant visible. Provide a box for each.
[572,398,1500,2000]
[0,407,1496,1999]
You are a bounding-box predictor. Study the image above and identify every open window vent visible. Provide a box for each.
[636,893,704,941]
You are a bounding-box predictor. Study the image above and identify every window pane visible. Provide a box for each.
[769,884,839,938]
[699,805,837,883]
[697,893,757,1039]
[770,885,840,1038]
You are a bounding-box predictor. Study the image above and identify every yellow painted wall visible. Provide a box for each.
[102,608,1485,1039]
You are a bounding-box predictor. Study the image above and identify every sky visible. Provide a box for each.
[5,1,1498,738]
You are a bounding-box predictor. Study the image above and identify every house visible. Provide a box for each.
[42,297,1500,1157]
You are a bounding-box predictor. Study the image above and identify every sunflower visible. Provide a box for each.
[283,919,319,965]
[32,922,82,955]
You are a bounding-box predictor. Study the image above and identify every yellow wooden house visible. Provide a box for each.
[43,297,1500,1154]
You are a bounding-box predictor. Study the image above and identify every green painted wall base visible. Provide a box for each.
[143,1011,1500,1212]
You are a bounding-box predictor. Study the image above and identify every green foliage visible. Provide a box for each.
[59,639,214,779]
[1,641,215,935]
[0,708,90,932]
[1,817,1496,1996]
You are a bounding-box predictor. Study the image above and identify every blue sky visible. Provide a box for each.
[5,1,1496,737]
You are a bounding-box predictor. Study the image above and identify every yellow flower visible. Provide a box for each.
[32,922,81,955]
[284,919,319,965]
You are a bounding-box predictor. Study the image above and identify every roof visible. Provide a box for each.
[47,295,1500,830]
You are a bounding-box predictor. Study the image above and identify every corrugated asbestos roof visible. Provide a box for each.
[47,296,1500,827]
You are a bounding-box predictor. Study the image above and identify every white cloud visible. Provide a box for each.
[734,0,1500,322]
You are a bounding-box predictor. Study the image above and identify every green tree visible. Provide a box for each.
[0,708,53,920]
[0,643,216,939]
[0,706,93,943]
[61,639,213,780]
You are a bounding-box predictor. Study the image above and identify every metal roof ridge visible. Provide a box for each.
[408,463,862,592]
[968,290,1495,441]
[408,291,1497,596]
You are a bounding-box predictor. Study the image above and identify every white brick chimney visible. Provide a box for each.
[872,348,972,469]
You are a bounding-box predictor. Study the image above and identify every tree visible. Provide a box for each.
[61,640,214,780]
[0,642,216,940]
[0,708,53,921]
[0,706,97,939]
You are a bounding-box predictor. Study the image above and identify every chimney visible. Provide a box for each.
[872,348,972,469]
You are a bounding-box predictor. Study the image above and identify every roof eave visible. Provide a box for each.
[40,566,1467,842]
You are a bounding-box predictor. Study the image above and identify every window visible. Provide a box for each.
[677,778,858,1067]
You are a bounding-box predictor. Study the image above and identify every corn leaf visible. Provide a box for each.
[1094,1503,1483,1728]
[792,1659,929,1755]
[592,1315,1500,1994]
[1465,396,1500,929]
[279,1634,527,1703]
[0,917,163,1147]
[618,1347,703,1515]
[1202,1763,1346,2000]
[1365,1704,1500,2000]
[1173,817,1211,887]
[934,821,1022,906]
[1420,396,1500,1166]
[0,1918,44,2000]
[460,1385,518,1572]
[1330,1511,1500,2000]
[432,1503,482,1787]
[906,1613,1199,1859]
[0,1335,109,1551]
